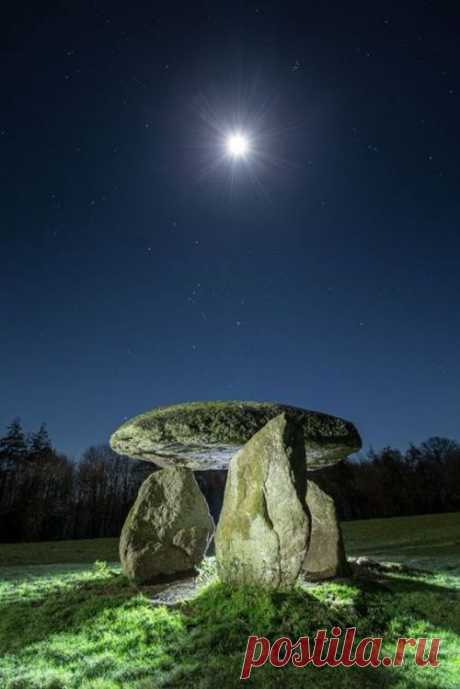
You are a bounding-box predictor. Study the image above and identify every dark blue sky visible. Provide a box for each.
[1,1,459,458]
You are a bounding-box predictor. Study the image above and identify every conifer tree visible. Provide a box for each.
[0,418,28,469]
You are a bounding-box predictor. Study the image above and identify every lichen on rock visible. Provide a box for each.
[303,479,350,580]
[215,413,310,588]
[110,400,361,470]
[119,467,214,584]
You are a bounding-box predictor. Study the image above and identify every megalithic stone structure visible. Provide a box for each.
[110,401,361,586]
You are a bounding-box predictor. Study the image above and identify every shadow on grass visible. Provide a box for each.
[0,571,135,655]
[346,566,460,634]
[1,568,457,689]
[158,576,458,689]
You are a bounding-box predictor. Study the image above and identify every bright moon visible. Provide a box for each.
[226,133,250,158]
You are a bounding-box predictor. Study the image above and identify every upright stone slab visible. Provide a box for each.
[303,479,350,579]
[215,414,310,588]
[119,467,214,584]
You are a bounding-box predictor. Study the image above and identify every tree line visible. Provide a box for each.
[0,418,459,543]
[313,436,460,521]
[0,419,153,542]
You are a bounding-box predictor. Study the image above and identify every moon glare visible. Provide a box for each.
[226,133,250,158]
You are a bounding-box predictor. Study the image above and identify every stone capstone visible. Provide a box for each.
[110,400,361,470]
[119,467,214,584]
[215,413,310,588]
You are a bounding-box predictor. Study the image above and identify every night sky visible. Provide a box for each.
[2,2,459,459]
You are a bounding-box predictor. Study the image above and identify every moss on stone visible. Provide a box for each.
[215,414,310,588]
[110,400,361,470]
[119,467,214,584]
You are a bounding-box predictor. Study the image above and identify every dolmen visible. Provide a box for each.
[110,401,361,588]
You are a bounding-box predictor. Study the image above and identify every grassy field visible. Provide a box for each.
[0,512,459,689]
[343,511,460,574]
[0,537,119,567]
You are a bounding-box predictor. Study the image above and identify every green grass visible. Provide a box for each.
[0,513,459,689]
[342,512,460,575]
[0,538,119,567]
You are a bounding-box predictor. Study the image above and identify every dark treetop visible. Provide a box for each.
[110,401,362,470]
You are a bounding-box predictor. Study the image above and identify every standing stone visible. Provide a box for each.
[215,414,310,588]
[120,467,214,584]
[303,479,350,579]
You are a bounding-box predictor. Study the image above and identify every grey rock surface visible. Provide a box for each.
[215,414,310,588]
[303,479,350,579]
[110,400,361,470]
[119,467,214,584]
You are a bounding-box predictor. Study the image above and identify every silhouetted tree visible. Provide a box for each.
[28,423,52,461]
[0,418,28,516]
[73,445,154,539]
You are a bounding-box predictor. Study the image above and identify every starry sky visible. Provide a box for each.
[1,1,459,459]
